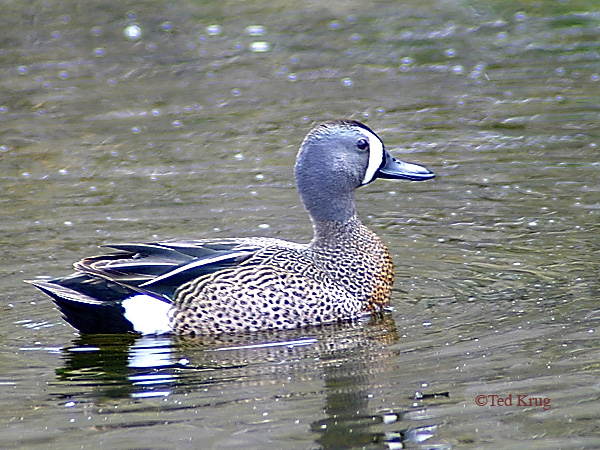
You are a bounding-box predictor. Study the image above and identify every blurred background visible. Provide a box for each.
[1,1,598,449]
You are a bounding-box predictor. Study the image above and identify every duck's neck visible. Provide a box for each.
[310,214,364,249]
[299,176,357,219]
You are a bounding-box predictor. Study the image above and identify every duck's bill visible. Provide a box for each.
[376,150,435,181]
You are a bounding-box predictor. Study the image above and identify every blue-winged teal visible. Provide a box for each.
[28,120,434,335]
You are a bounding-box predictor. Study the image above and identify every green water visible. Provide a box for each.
[1,1,599,448]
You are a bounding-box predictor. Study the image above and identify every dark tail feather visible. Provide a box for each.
[26,278,136,334]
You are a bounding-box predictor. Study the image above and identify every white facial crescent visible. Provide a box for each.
[360,129,385,185]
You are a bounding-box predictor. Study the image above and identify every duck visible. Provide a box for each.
[28,119,434,335]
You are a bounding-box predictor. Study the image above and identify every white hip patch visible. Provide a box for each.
[122,294,172,335]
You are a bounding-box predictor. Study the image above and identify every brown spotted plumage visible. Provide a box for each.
[27,120,434,335]
[170,218,393,334]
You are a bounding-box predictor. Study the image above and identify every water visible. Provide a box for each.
[1,0,599,448]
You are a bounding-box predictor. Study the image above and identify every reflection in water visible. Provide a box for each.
[313,345,442,449]
[313,413,438,449]
[56,314,443,448]
[56,334,139,400]
[3,0,598,447]
[58,334,182,401]
[127,336,178,398]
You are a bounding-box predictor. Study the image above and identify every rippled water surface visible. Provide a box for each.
[1,1,599,449]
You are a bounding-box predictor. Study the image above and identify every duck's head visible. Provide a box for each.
[294,119,434,224]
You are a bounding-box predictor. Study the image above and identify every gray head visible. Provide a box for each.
[294,119,434,224]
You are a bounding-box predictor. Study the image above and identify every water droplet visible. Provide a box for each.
[515,11,527,21]
[206,24,221,35]
[245,25,266,36]
[161,21,172,32]
[249,41,270,52]
[93,48,104,57]
[124,25,142,40]
[341,77,353,87]
[469,68,482,79]
[18,65,28,75]
[383,414,398,424]
[444,48,455,57]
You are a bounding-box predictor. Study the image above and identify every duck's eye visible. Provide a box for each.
[357,138,369,150]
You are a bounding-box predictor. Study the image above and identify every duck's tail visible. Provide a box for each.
[26,275,171,335]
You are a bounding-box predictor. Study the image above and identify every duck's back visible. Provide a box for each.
[171,221,394,334]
